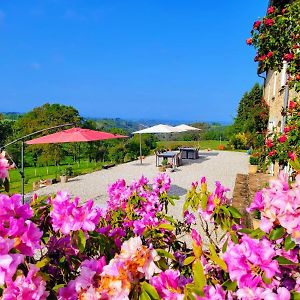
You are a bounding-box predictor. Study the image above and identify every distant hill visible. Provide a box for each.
[1,112,23,120]
[90,118,141,133]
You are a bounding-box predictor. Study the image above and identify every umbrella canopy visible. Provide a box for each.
[132,124,185,134]
[132,124,186,164]
[26,127,127,144]
[174,124,201,131]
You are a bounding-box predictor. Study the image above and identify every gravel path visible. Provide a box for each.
[27,151,248,220]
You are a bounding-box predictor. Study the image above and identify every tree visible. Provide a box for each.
[9,103,83,166]
[232,84,269,148]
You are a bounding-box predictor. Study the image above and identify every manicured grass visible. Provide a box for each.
[156,140,229,151]
[4,160,104,194]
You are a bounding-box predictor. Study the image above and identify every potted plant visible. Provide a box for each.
[249,156,259,174]
[159,158,168,172]
[60,166,73,183]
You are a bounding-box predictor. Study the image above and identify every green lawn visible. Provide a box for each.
[156,140,229,151]
[5,160,104,194]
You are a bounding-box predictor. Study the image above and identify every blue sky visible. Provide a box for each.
[0,1,267,123]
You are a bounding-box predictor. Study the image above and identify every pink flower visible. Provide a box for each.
[284,53,294,62]
[191,229,202,247]
[264,18,275,26]
[246,38,252,45]
[267,6,275,14]
[288,152,296,161]
[183,211,196,225]
[0,237,24,286]
[284,126,292,133]
[289,100,296,110]
[266,139,274,148]
[278,135,287,143]
[150,270,185,300]
[2,265,49,300]
[267,51,273,58]
[153,173,171,194]
[268,150,276,157]
[0,152,10,179]
[197,284,227,299]
[259,54,267,61]
[50,192,101,234]
[253,20,261,29]
[223,235,279,288]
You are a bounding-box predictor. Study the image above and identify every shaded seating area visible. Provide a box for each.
[155,150,182,168]
[179,147,199,160]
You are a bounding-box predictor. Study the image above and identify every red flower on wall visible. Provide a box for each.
[267,6,275,14]
[253,20,261,30]
[264,18,275,26]
[283,53,294,62]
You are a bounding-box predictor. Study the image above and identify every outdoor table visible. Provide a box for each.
[156,151,179,169]
[179,147,199,159]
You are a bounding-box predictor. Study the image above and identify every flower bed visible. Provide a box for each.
[0,151,300,299]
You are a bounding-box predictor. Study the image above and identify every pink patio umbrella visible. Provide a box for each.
[26,127,127,144]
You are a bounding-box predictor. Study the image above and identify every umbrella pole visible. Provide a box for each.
[139,134,142,164]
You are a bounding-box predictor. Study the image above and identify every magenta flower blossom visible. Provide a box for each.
[236,287,290,300]
[197,284,227,299]
[150,270,185,300]
[223,235,279,289]
[0,151,10,179]
[191,229,202,247]
[58,257,106,299]
[152,173,171,194]
[2,265,49,300]
[198,180,230,222]
[50,192,101,234]
[247,173,300,244]
[183,210,196,225]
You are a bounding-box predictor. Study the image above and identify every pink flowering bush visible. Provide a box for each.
[1,153,300,300]
[264,99,300,171]
[248,0,300,91]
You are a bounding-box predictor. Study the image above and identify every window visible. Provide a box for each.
[280,62,287,87]
[272,72,277,99]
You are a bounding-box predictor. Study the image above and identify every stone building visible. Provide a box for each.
[263,0,299,133]
[263,67,298,133]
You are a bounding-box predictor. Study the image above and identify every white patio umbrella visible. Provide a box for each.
[132,124,186,164]
[174,124,201,131]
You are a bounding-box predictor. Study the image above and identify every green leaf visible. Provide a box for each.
[77,230,86,253]
[249,228,266,239]
[222,237,229,253]
[220,205,230,216]
[200,194,208,210]
[139,291,151,300]
[209,244,227,271]
[140,282,160,300]
[230,233,239,244]
[222,279,237,291]
[275,256,295,265]
[158,223,174,231]
[269,227,285,240]
[156,249,175,261]
[262,272,272,284]
[227,207,242,218]
[192,260,206,291]
[35,257,50,269]
[284,235,296,251]
[183,256,196,266]
[291,292,300,300]
[238,228,253,234]
[53,284,65,293]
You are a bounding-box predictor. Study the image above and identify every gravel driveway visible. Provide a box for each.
[27,151,248,219]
